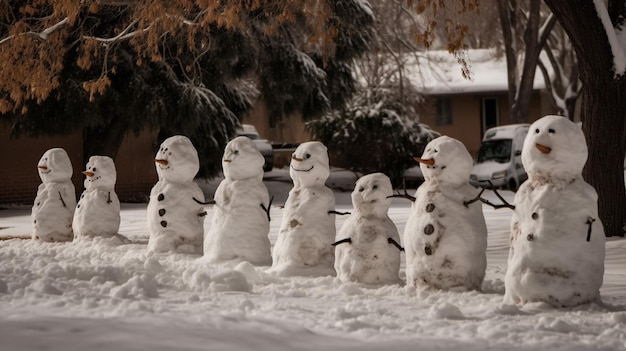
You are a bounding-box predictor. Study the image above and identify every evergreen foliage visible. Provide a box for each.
[307,85,438,186]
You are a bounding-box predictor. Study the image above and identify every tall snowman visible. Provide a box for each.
[271,141,336,276]
[32,148,77,242]
[404,136,487,291]
[504,115,605,307]
[334,173,402,284]
[147,135,206,254]
[72,156,121,239]
[204,136,272,265]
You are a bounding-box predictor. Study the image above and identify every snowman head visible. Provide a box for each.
[522,115,587,180]
[352,173,393,216]
[222,136,264,181]
[417,136,473,185]
[154,135,200,183]
[83,156,116,190]
[289,141,330,188]
[37,148,73,183]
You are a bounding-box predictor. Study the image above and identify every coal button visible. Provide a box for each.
[159,209,166,216]
[424,245,432,255]
[426,203,435,212]
[160,221,167,228]
[424,224,434,235]
[158,194,165,201]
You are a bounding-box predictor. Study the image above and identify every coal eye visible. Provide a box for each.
[548,128,555,134]
[92,167,96,172]
[535,128,540,133]
[358,187,364,192]
[373,185,378,189]
[305,153,311,159]
[434,149,439,153]
[234,150,239,154]
[291,154,296,159]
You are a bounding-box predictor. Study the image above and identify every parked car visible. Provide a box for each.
[470,124,530,191]
[236,124,274,172]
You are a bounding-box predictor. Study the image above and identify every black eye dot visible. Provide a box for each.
[92,167,96,172]
[535,128,540,133]
[291,154,296,159]
[164,148,168,152]
[548,128,555,134]
[434,149,439,153]
[305,153,311,159]
[358,187,364,192]
[373,185,378,189]
[234,150,239,154]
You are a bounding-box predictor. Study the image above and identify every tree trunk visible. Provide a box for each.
[83,112,129,163]
[544,0,626,236]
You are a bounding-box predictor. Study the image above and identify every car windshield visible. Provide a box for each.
[238,133,259,140]
[476,139,512,163]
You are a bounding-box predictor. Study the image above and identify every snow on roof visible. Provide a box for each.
[409,49,547,95]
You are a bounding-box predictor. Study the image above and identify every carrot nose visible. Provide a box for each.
[155,159,168,166]
[37,165,48,170]
[292,157,303,162]
[535,143,551,154]
[82,171,95,177]
[414,157,435,166]
[223,159,231,163]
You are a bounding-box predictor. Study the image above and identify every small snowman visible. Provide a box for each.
[334,173,402,284]
[32,148,77,242]
[147,135,206,254]
[271,141,336,276]
[404,136,488,291]
[504,115,605,307]
[204,136,272,265]
[72,156,121,239]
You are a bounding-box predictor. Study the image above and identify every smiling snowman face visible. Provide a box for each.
[154,135,200,183]
[222,136,264,181]
[416,136,473,185]
[83,156,116,190]
[352,173,393,216]
[289,141,330,188]
[37,148,73,183]
[522,115,587,180]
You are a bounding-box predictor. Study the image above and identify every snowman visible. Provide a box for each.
[72,156,121,239]
[204,136,272,265]
[147,135,206,254]
[404,136,488,291]
[504,115,605,307]
[333,173,402,284]
[32,148,77,242]
[270,141,336,276]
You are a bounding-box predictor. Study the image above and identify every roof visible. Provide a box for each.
[409,49,547,95]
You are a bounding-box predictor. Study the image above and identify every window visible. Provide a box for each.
[436,97,452,126]
[481,97,499,134]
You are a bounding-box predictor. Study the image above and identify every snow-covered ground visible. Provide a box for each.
[1,168,626,351]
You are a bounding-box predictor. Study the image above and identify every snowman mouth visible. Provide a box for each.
[88,176,101,182]
[291,165,314,172]
[39,168,51,174]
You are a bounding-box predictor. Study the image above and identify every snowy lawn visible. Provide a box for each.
[1,168,626,351]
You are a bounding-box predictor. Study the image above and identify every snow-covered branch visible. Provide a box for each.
[593,0,626,76]
[82,19,144,44]
[0,17,69,45]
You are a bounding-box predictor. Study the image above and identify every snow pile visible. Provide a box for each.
[1,169,626,350]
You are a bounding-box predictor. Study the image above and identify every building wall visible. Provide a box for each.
[420,91,549,158]
[0,119,84,204]
[0,120,158,205]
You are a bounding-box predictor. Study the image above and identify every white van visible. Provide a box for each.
[470,124,529,191]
